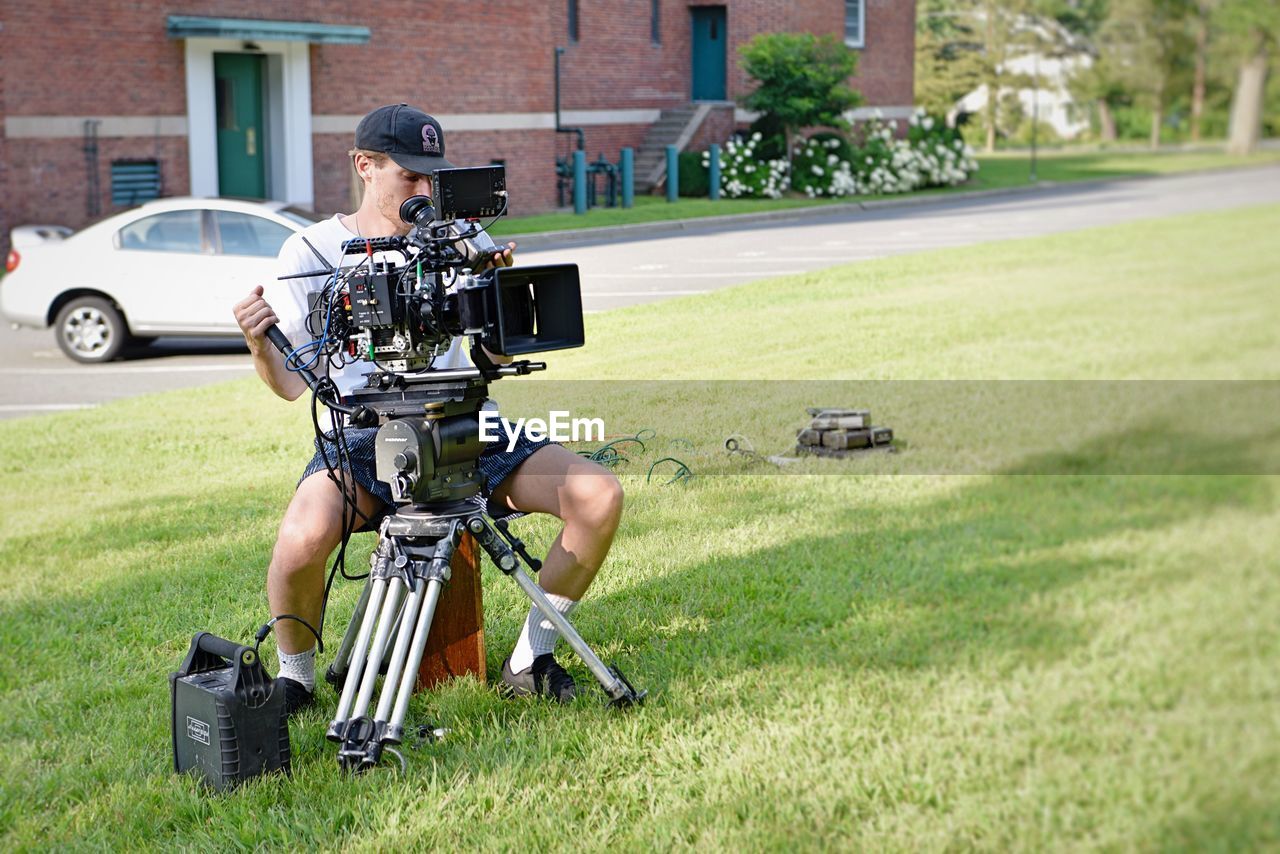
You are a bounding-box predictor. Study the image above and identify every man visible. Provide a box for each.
[232,104,623,714]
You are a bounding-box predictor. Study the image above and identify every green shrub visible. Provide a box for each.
[748,114,787,160]
[678,151,710,197]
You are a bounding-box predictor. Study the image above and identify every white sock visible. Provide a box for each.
[277,645,316,691]
[509,593,578,672]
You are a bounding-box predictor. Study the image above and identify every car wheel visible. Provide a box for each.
[54,297,129,363]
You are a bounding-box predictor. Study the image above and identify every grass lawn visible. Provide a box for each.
[1,204,1277,848]
[970,146,1280,190]
[490,147,1280,238]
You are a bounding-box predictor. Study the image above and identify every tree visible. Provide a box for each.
[1189,0,1215,142]
[1037,0,1127,141]
[1097,0,1194,148]
[914,0,1043,152]
[1217,0,1280,153]
[738,33,863,168]
[915,0,989,116]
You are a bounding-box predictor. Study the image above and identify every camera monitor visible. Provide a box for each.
[488,264,584,356]
[432,166,506,220]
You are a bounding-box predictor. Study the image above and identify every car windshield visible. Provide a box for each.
[279,206,325,227]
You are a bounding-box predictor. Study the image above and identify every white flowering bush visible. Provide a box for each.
[902,108,979,190]
[707,110,977,199]
[707,132,789,198]
[789,136,857,198]
[845,110,977,195]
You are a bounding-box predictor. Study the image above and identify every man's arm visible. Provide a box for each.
[233,285,308,401]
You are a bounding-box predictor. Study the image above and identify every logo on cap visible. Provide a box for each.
[421,124,441,155]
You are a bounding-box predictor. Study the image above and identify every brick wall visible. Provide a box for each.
[689,106,738,151]
[553,1,915,152]
[0,0,914,251]
[855,0,917,106]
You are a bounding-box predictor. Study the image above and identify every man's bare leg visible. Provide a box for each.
[268,470,386,656]
[488,444,623,697]
[488,444,624,597]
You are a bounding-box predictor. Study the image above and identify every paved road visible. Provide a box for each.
[2,165,1277,419]
[547,165,1280,311]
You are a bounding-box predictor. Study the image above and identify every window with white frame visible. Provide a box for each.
[844,0,865,48]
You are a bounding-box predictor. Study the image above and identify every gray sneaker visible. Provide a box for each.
[501,653,578,703]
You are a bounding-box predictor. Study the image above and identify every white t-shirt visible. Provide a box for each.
[266,215,471,404]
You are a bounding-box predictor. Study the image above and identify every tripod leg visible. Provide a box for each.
[350,579,405,722]
[385,527,459,741]
[465,515,645,707]
[329,576,389,737]
[326,578,373,689]
[372,576,429,726]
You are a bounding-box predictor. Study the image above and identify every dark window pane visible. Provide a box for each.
[216,79,237,131]
[845,0,863,45]
[568,0,579,41]
[213,210,294,257]
[117,210,204,253]
[651,0,660,43]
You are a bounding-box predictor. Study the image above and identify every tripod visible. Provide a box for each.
[323,497,644,772]
[263,278,644,773]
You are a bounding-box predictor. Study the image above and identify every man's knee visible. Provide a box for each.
[563,470,624,529]
[271,514,339,577]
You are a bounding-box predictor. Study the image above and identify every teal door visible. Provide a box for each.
[691,7,727,101]
[214,53,266,198]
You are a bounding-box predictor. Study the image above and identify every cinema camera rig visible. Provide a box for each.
[265,165,644,773]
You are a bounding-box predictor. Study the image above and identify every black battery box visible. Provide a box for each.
[170,632,290,790]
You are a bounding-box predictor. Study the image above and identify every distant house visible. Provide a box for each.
[952,16,1093,141]
[954,52,1093,141]
[0,2,915,249]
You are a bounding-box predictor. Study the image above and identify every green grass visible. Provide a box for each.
[491,148,1280,237]
[970,147,1280,190]
[1,205,1278,849]
[488,193,847,238]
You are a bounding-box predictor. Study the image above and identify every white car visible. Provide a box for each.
[1,197,321,363]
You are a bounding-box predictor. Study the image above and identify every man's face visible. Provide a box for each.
[363,155,433,233]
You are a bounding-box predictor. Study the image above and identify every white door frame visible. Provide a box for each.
[183,38,314,206]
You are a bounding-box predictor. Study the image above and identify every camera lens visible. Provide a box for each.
[399,195,434,225]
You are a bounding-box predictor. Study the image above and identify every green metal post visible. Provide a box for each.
[620,147,634,208]
[665,145,679,203]
[708,144,721,201]
[573,150,587,214]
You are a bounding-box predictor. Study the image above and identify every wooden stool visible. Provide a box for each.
[415,531,486,689]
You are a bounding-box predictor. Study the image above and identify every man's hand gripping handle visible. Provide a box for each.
[263,326,376,427]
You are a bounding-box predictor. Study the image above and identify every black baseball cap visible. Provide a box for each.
[354,103,455,174]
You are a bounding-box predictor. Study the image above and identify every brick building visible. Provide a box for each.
[0,1,915,249]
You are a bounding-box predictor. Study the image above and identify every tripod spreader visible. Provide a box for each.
[493,517,542,572]
[465,516,646,709]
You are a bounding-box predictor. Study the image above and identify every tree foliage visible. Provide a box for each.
[914,0,1279,148]
[738,33,863,161]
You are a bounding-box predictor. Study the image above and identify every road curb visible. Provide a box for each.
[502,162,1280,250]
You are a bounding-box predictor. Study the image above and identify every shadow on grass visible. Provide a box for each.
[0,424,1271,844]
